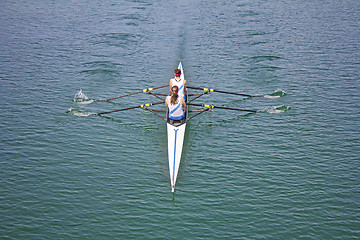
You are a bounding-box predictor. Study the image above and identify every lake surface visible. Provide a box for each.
[1,0,359,239]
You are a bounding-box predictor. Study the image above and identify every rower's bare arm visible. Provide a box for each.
[181,98,186,107]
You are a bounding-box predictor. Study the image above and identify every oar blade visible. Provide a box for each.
[265,105,291,113]
[73,89,95,104]
[67,108,97,117]
[263,89,287,98]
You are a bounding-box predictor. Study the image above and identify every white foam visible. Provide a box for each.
[73,89,93,104]
[76,99,94,104]
[67,108,95,117]
[267,105,290,113]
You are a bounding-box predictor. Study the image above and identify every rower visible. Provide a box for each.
[166,86,186,124]
[170,68,187,102]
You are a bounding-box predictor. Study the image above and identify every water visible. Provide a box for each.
[1,0,359,239]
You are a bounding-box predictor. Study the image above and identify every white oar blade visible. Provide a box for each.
[67,108,96,117]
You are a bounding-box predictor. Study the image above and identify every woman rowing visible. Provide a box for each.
[166,85,186,123]
[170,68,187,101]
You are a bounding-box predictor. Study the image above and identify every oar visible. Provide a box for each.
[188,91,210,103]
[187,86,264,98]
[142,107,166,120]
[188,103,258,113]
[96,101,164,115]
[98,84,169,101]
[147,91,166,101]
[187,107,211,120]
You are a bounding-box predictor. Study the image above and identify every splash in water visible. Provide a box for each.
[73,89,94,104]
[266,105,291,113]
[67,108,96,117]
[264,89,286,99]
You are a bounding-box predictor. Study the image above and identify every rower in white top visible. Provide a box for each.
[165,85,186,124]
[170,68,187,102]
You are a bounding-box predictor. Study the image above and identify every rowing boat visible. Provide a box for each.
[166,62,188,192]
[75,62,286,192]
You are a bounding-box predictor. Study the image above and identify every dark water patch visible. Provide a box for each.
[250,55,282,61]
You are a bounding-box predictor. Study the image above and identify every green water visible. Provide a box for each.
[1,0,359,239]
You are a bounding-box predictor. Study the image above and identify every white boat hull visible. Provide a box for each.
[167,62,187,192]
[167,123,186,192]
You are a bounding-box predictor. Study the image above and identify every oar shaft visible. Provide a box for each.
[187,107,211,121]
[212,105,257,113]
[187,86,261,98]
[188,91,209,103]
[143,107,166,120]
[188,103,257,113]
[101,90,142,101]
[147,91,165,101]
[213,89,254,98]
[97,105,141,115]
[100,84,169,101]
[97,101,164,115]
